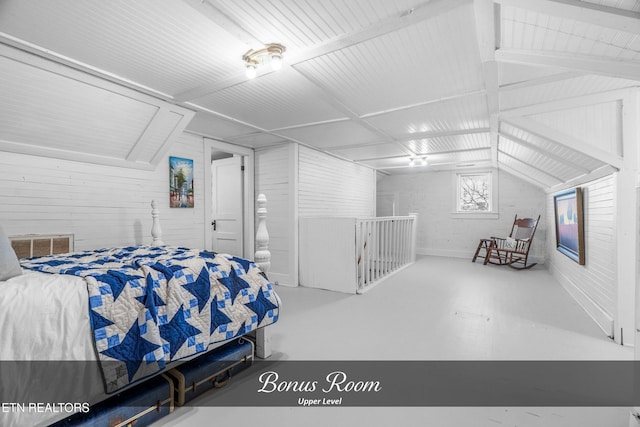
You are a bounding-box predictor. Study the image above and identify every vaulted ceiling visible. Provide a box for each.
[0,0,638,188]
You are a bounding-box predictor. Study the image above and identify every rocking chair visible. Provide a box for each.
[472,215,540,270]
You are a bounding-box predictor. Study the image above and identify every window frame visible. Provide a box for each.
[452,171,499,219]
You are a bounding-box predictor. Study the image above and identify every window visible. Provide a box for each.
[456,172,492,212]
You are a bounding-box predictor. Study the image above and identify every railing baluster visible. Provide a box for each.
[374,220,379,282]
[366,220,371,286]
[401,219,407,265]
[395,219,400,270]
[384,220,388,276]
[396,219,401,268]
[353,216,417,293]
[404,220,407,266]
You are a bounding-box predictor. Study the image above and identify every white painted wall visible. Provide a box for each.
[376,168,546,261]
[255,143,377,287]
[298,146,376,217]
[254,144,296,287]
[545,175,616,338]
[0,132,206,249]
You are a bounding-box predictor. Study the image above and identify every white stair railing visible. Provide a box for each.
[356,214,417,292]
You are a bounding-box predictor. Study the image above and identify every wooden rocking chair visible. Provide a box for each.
[472,215,540,270]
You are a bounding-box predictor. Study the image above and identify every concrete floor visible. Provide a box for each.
[154,256,633,427]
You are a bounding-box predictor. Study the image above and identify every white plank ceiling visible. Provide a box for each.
[0,0,638,187]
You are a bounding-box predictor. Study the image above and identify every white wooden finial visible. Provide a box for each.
[254,194,271,274]
[151,200,164,246]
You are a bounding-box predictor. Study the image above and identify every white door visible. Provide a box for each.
[211,156,243,255]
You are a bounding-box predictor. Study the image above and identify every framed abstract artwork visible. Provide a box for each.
[169,156,194,208]
[553,187,585,265]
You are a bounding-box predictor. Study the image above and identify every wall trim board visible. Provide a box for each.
[266,272,294,288]
[0,138,157,171]
[552,265,615,338]
[418,248,469,259]
[420,248,546,265]
[289,142,300,287]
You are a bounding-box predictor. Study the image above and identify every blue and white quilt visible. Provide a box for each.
[21,246,280,393]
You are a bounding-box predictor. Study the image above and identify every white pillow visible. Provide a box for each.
[0,226,22,281]
[504,237,517,250]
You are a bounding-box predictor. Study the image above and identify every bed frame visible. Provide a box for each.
[9,195,274,359]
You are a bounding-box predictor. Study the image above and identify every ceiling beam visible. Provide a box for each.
[489,115,499,168]
[317,127,490,152]
[495,48,640,82]
[498,131,590,174]
[395,127,490,142]
[285,66,413,156]
[359,89,485,119]
[268,118,351,132]
[354,146,490,162]
[496,0,640,34]
[473,0,500,168]
[500,87,630,118]
[499,71,584,92]
[175,0,471,102]
[378,158,493,171]
[502,116,622,168]
[546,165,619,193]
[499,163,549,188]
[183,0,262,47]
[0,33,174,100]
[184,101,312,150]
[498,149,565,182]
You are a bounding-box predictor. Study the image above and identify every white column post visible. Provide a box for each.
[150,200,164,246]
[254,193,272,358]
[409,213,419,263]
[254,193,271,274]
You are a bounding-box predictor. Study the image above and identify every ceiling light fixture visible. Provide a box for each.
[408,156,428,167]
[242,43,286,79]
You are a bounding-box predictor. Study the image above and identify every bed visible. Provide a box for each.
[0,199,280,427]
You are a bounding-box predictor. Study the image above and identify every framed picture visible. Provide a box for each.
[169,156,194,208]
[553,187,585,265]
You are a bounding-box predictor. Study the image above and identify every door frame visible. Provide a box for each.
[203,138,255,259]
